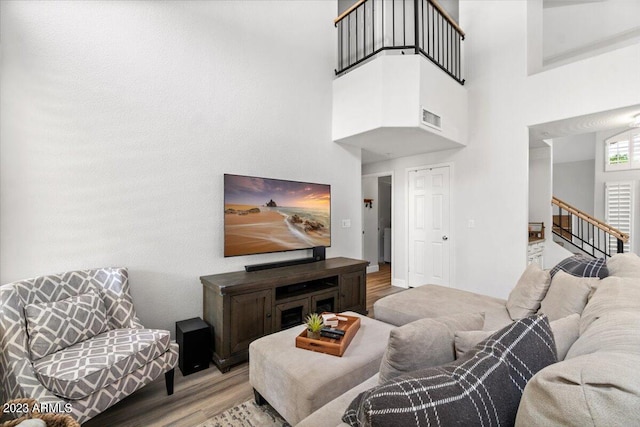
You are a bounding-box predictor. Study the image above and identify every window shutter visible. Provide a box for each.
[605,181,633,254]
[632,130,640,169]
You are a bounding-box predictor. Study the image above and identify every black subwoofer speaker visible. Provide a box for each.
[176,317,211,376]
[312,246,326,261]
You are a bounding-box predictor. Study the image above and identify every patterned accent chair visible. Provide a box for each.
[0,268,178,423]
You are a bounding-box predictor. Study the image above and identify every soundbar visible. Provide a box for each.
[245,257,315,272]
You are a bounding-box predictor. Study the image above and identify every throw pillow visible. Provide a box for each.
[549,254,608,279]
[343,315,557,427]
[538,270,598,321]
[506,263,551,320]
[547,313,580,360]
[25,290,108,360]
[454,313,579,360]
[454,329,492,358]
[378,312,485,384]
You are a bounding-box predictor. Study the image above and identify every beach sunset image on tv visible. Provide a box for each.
[224,174,331,257]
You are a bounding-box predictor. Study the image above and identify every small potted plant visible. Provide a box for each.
[305,313,323,340]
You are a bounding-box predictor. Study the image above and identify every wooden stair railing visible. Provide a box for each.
[551,196,629,258]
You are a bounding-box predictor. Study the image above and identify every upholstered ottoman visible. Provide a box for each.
[249,312,394,425]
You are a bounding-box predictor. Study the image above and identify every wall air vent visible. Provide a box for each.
[421,108,442,131]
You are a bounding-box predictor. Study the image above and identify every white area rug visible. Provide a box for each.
[195,400,290,427]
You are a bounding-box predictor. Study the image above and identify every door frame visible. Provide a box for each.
[361,171,395,277]
[405,162,454,288]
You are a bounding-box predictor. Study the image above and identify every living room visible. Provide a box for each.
[2,1,640,426]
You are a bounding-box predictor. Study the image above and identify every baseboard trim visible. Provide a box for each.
[392,278,408,288]
[366,265,380,274]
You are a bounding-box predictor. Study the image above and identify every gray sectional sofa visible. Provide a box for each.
[298,253,640,426]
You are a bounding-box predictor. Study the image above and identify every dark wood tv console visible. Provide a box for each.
[200,257,368,372]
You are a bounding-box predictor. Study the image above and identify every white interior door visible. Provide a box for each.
[408,166,450,287]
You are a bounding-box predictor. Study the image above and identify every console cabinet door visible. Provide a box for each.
[311,290,339,314]
[275,297,309,331]
[339,270,366,314]
[229,290,273,354]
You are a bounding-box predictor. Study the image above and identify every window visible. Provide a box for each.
[605,181,633,254]
[605,129,640,171]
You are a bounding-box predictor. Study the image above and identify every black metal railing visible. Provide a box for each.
[335,0,465,84]
[552,196,628,258]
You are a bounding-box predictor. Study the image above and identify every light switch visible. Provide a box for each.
[341,219,351,228]
[468,219,475,228]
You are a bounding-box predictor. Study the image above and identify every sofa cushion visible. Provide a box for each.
[518,268,640,426]
[343,315,557,427]
[538,271,598,321]
[373,284,510,330]
[25,290,108,360]
[606,252,640,278]
[33,328,171,400]
[549,254,608,279]
[566,312,640,359]
[454,313,579,361]
[515,352,640,427]
[579,276,640,334]
[378,312,484,384]
[506,263,551,320]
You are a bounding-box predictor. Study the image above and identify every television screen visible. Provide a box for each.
[224,174,331,257]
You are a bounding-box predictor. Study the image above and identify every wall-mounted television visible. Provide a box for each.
[224,174,331,257]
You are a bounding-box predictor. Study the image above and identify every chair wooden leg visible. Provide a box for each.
[165,368,175,395]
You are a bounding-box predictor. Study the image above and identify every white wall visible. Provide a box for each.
[529,145,573,266]
[543,0,640,67]
[438,0,460,22]
[553,133,595,164]
[529,146,552,225]
[0,1,363,333]
[364,0,640,298]
[553,159,595,215]
[526,44,640,125]
[364,1,530,296]
[594,128,640,254]
[337,0,354,15]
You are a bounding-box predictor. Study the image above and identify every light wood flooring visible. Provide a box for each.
[84,263,402,427]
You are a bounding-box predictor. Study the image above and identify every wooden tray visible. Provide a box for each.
[295,314,360,357]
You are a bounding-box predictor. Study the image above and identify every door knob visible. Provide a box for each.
[442,235,449,241]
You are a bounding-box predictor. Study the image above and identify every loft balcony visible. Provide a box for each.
[335,0,465,82]
[332,0,468,162]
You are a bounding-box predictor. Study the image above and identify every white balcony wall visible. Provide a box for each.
[333,55,467,159]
